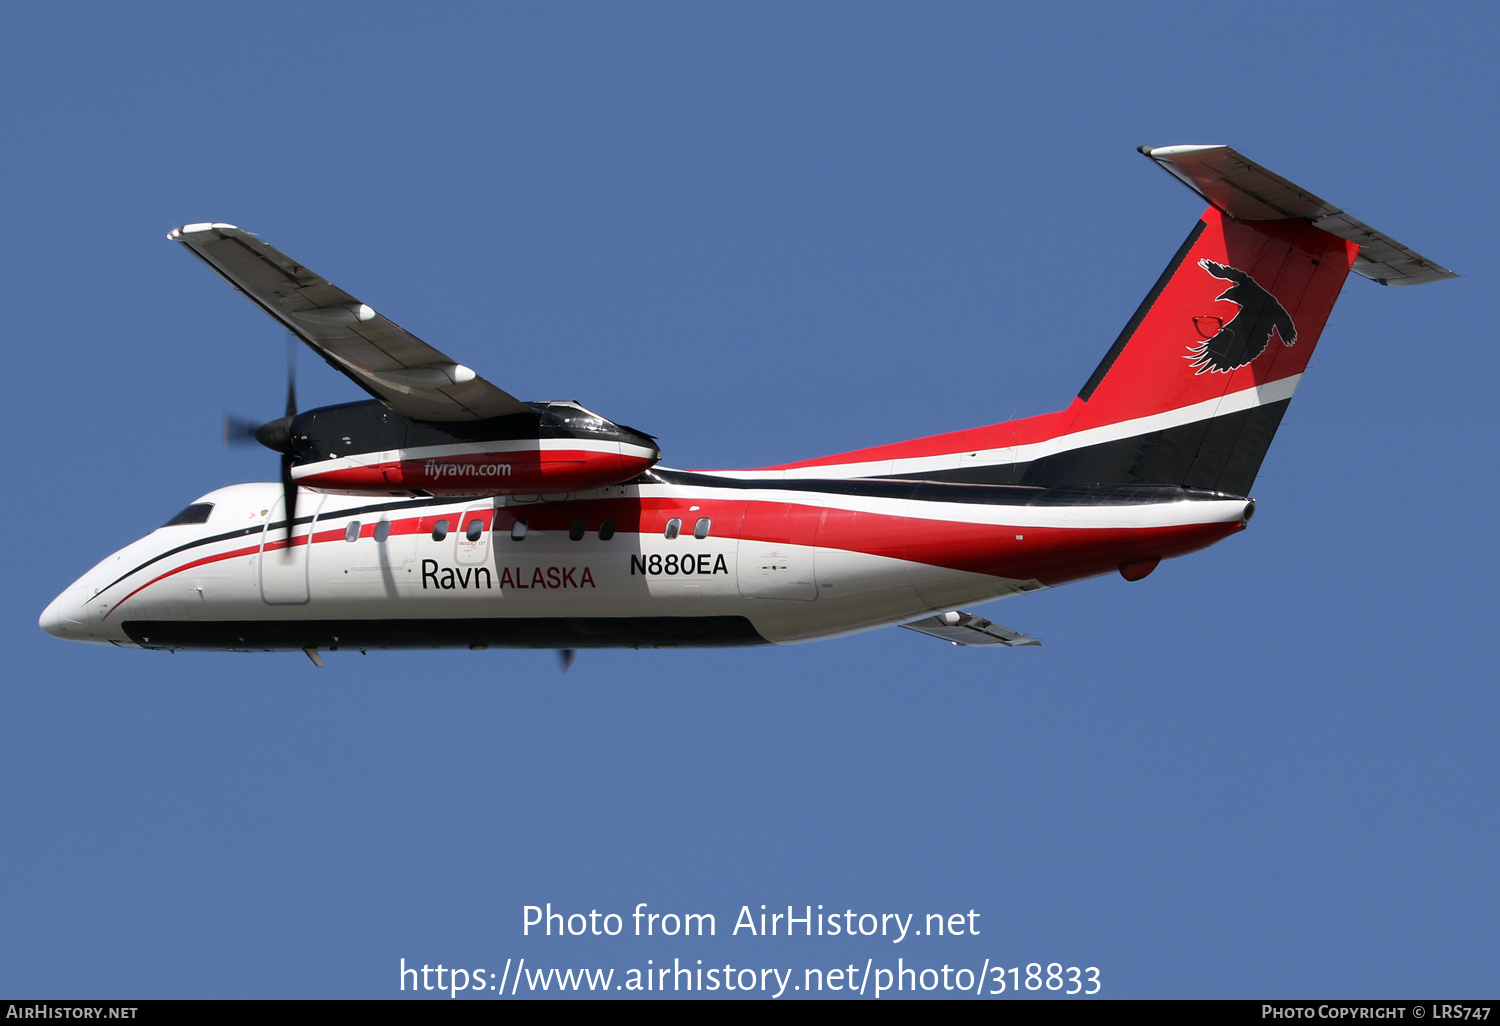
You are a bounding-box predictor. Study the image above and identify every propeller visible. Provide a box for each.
[278,336,299,547]
[223,335,302,547]
[559,649,576,673]
[222,413,263,448]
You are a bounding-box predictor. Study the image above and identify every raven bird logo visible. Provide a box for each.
[1187,259,1297,374]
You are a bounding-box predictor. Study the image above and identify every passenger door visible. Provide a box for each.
[259,493,324,604]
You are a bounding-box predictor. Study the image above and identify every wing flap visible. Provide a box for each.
[1140,145,1457,286]
[901,611,1041,647]
[169,223,532,421]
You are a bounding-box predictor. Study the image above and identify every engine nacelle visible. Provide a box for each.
[281,399,660,497]
[295,440,659,496]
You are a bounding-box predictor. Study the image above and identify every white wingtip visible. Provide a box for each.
[1141,144,1227,159]
[167,222,239,241]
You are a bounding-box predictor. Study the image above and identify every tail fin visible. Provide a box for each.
[740,145,1451,492]
[1018,144,1454,495]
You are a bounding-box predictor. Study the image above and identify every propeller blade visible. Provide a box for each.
[280,451,298,548]
[284,333,298,418]
[223,413,264,448]
[558,649,576,673]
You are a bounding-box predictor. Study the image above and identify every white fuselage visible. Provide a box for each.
[40,474,1250,651]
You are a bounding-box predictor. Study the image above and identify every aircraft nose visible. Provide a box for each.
[39,588,88,639]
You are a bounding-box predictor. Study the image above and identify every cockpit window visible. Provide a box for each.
[541,400,613,434]
[162,503,214,527]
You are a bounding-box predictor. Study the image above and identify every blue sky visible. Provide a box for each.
[2,2,1495,999]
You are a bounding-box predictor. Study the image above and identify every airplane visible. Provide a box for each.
[39,145,1455,666]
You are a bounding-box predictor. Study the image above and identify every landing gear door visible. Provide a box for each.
[455,504,495,565]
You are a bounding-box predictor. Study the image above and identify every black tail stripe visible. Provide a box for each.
[648,469,1240,505]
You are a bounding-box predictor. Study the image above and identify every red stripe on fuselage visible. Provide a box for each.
[715,409,1073,473]
[105,495,1240,615]
[105,539,270,617]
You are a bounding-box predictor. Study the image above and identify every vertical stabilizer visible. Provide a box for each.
[735,145,1452,494]
[1023,205,1357,495]
[1018,145,1452,495]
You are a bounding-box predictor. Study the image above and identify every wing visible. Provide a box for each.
[169,223,532,422]
[900,611,1041,647]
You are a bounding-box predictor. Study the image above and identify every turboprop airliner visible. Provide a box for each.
[39,145,1454,664]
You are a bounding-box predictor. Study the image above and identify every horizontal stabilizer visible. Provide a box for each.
[1140,145,1456,286]
[901,611,1040,647]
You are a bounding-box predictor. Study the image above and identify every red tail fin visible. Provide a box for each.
[1030,206,1357,494]
[744,145,1451,494]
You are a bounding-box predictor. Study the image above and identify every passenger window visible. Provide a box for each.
[693,517,711,539]
[569,519,586,541]
[466,519,484,541]
[664,518,681,539]
[373,520,391,543]
[598,518,616,541]
[432,519,450,541]
[344,521,361,543]
[511,520,528,541]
